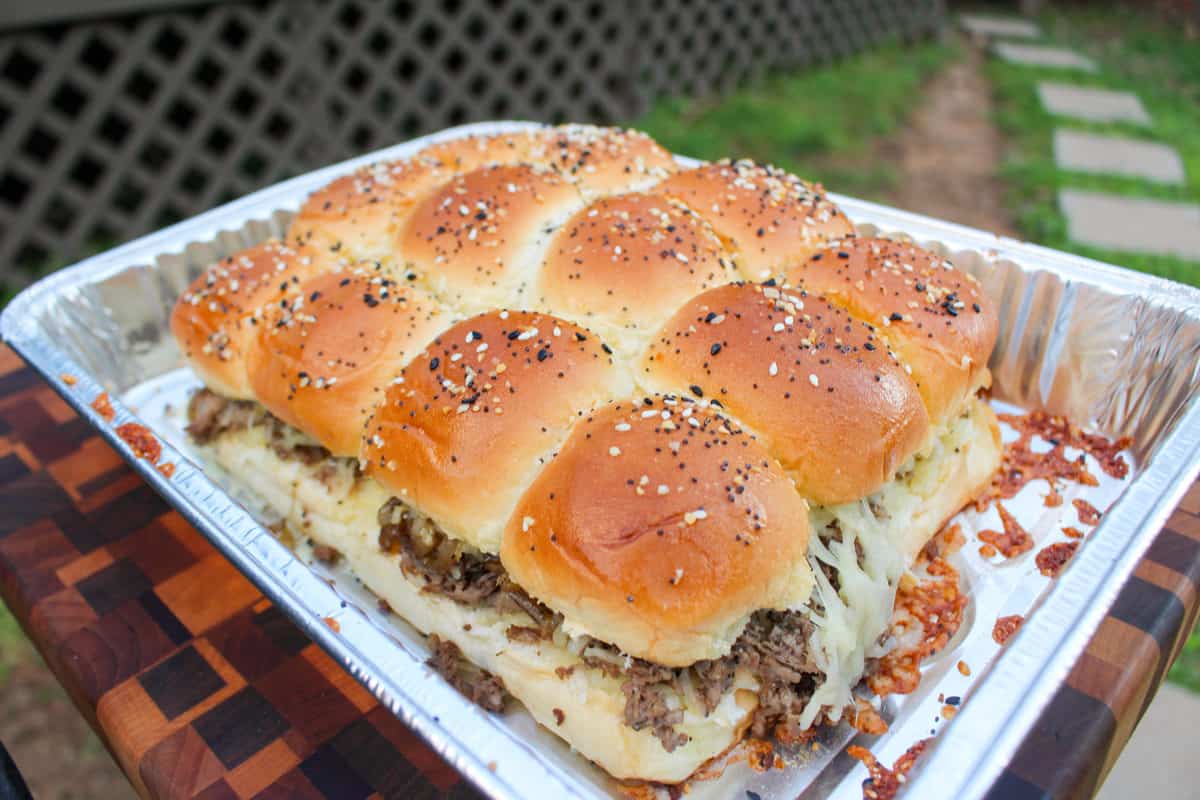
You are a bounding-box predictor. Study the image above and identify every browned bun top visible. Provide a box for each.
[288,157,454,266]
[786,237,999,425]
[641,283,930,506]
[398,164,585,311]
[364,310,632,553]
[537,193,736,341]
[657,161,854,282]
[500,396,813,666]
[246,265,447,457]
[416,130,541,173]
[170,239,325,399]
[528,125,678,197]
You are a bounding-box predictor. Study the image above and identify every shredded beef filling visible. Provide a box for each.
[426,634,507,712]
[186,388,261,443]
[376,498,562,633]
[377,495,824,751]
[186,388,351,471]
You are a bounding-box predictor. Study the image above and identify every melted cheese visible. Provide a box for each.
[800,406,983,726]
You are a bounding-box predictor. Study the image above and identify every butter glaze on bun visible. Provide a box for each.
[171,239,325,399]
[288,158,455,266]
[501,396,813,666]
[247,265,446,457]
[642,283,930,506]
[786,237,998,425]
[398,164,585,312]
[658,161,855,281]
[538,193,736,342]
[364,310,632,553]
[530,124,678,197]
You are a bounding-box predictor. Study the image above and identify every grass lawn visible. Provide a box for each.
[633,40,957,201]
[1,598,34,686]
[985,7,1200,286]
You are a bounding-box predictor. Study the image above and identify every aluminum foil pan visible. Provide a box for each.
[3,121,1199,800]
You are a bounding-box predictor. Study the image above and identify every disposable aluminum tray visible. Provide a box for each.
[3,121,1199,800]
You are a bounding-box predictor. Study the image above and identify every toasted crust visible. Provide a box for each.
[246,265,446,457]
[501,397,813,666]
[658,161,854,281]
[414,125,676,198]
[398,164,585,312]
[288,158,456,266]
[170,239,325,399]
[786,237,999,425]
[641,283,931,506]
[527,125,678,197]
[537,193,736,343]
[417,130,542,172]
[364,311,632,553]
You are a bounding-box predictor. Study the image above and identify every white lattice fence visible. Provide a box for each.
[0,0,942,291]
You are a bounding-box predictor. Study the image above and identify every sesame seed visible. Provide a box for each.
[609,446,621,457]
[522,516,535,532]
[657,484,670,495]
[768,362,778,376]
[615,422,632,432]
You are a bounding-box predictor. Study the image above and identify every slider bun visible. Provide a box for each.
[501,396,813,667]
[415,125,676,197]
[641,283,930,506]
[416,130,541,172]
[657,161,854,281]
[398,164,585,312]
[290,130,557,264]
[537,193,736,344]
[786,237,999,425]
[288,157,455,265]
[247,265,447,457]
[530,125,678,197]
[365,311,632,554]
[170,239,324,399]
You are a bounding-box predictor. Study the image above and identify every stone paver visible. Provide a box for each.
[1097,683,1200,800]
[960,14,1041,40]
[1060,189,1200,259]
[993,42,1097,72]
[1054,129,1185,184]
[1038,82,1152,125]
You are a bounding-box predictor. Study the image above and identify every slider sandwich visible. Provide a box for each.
[170,125,1001,783]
